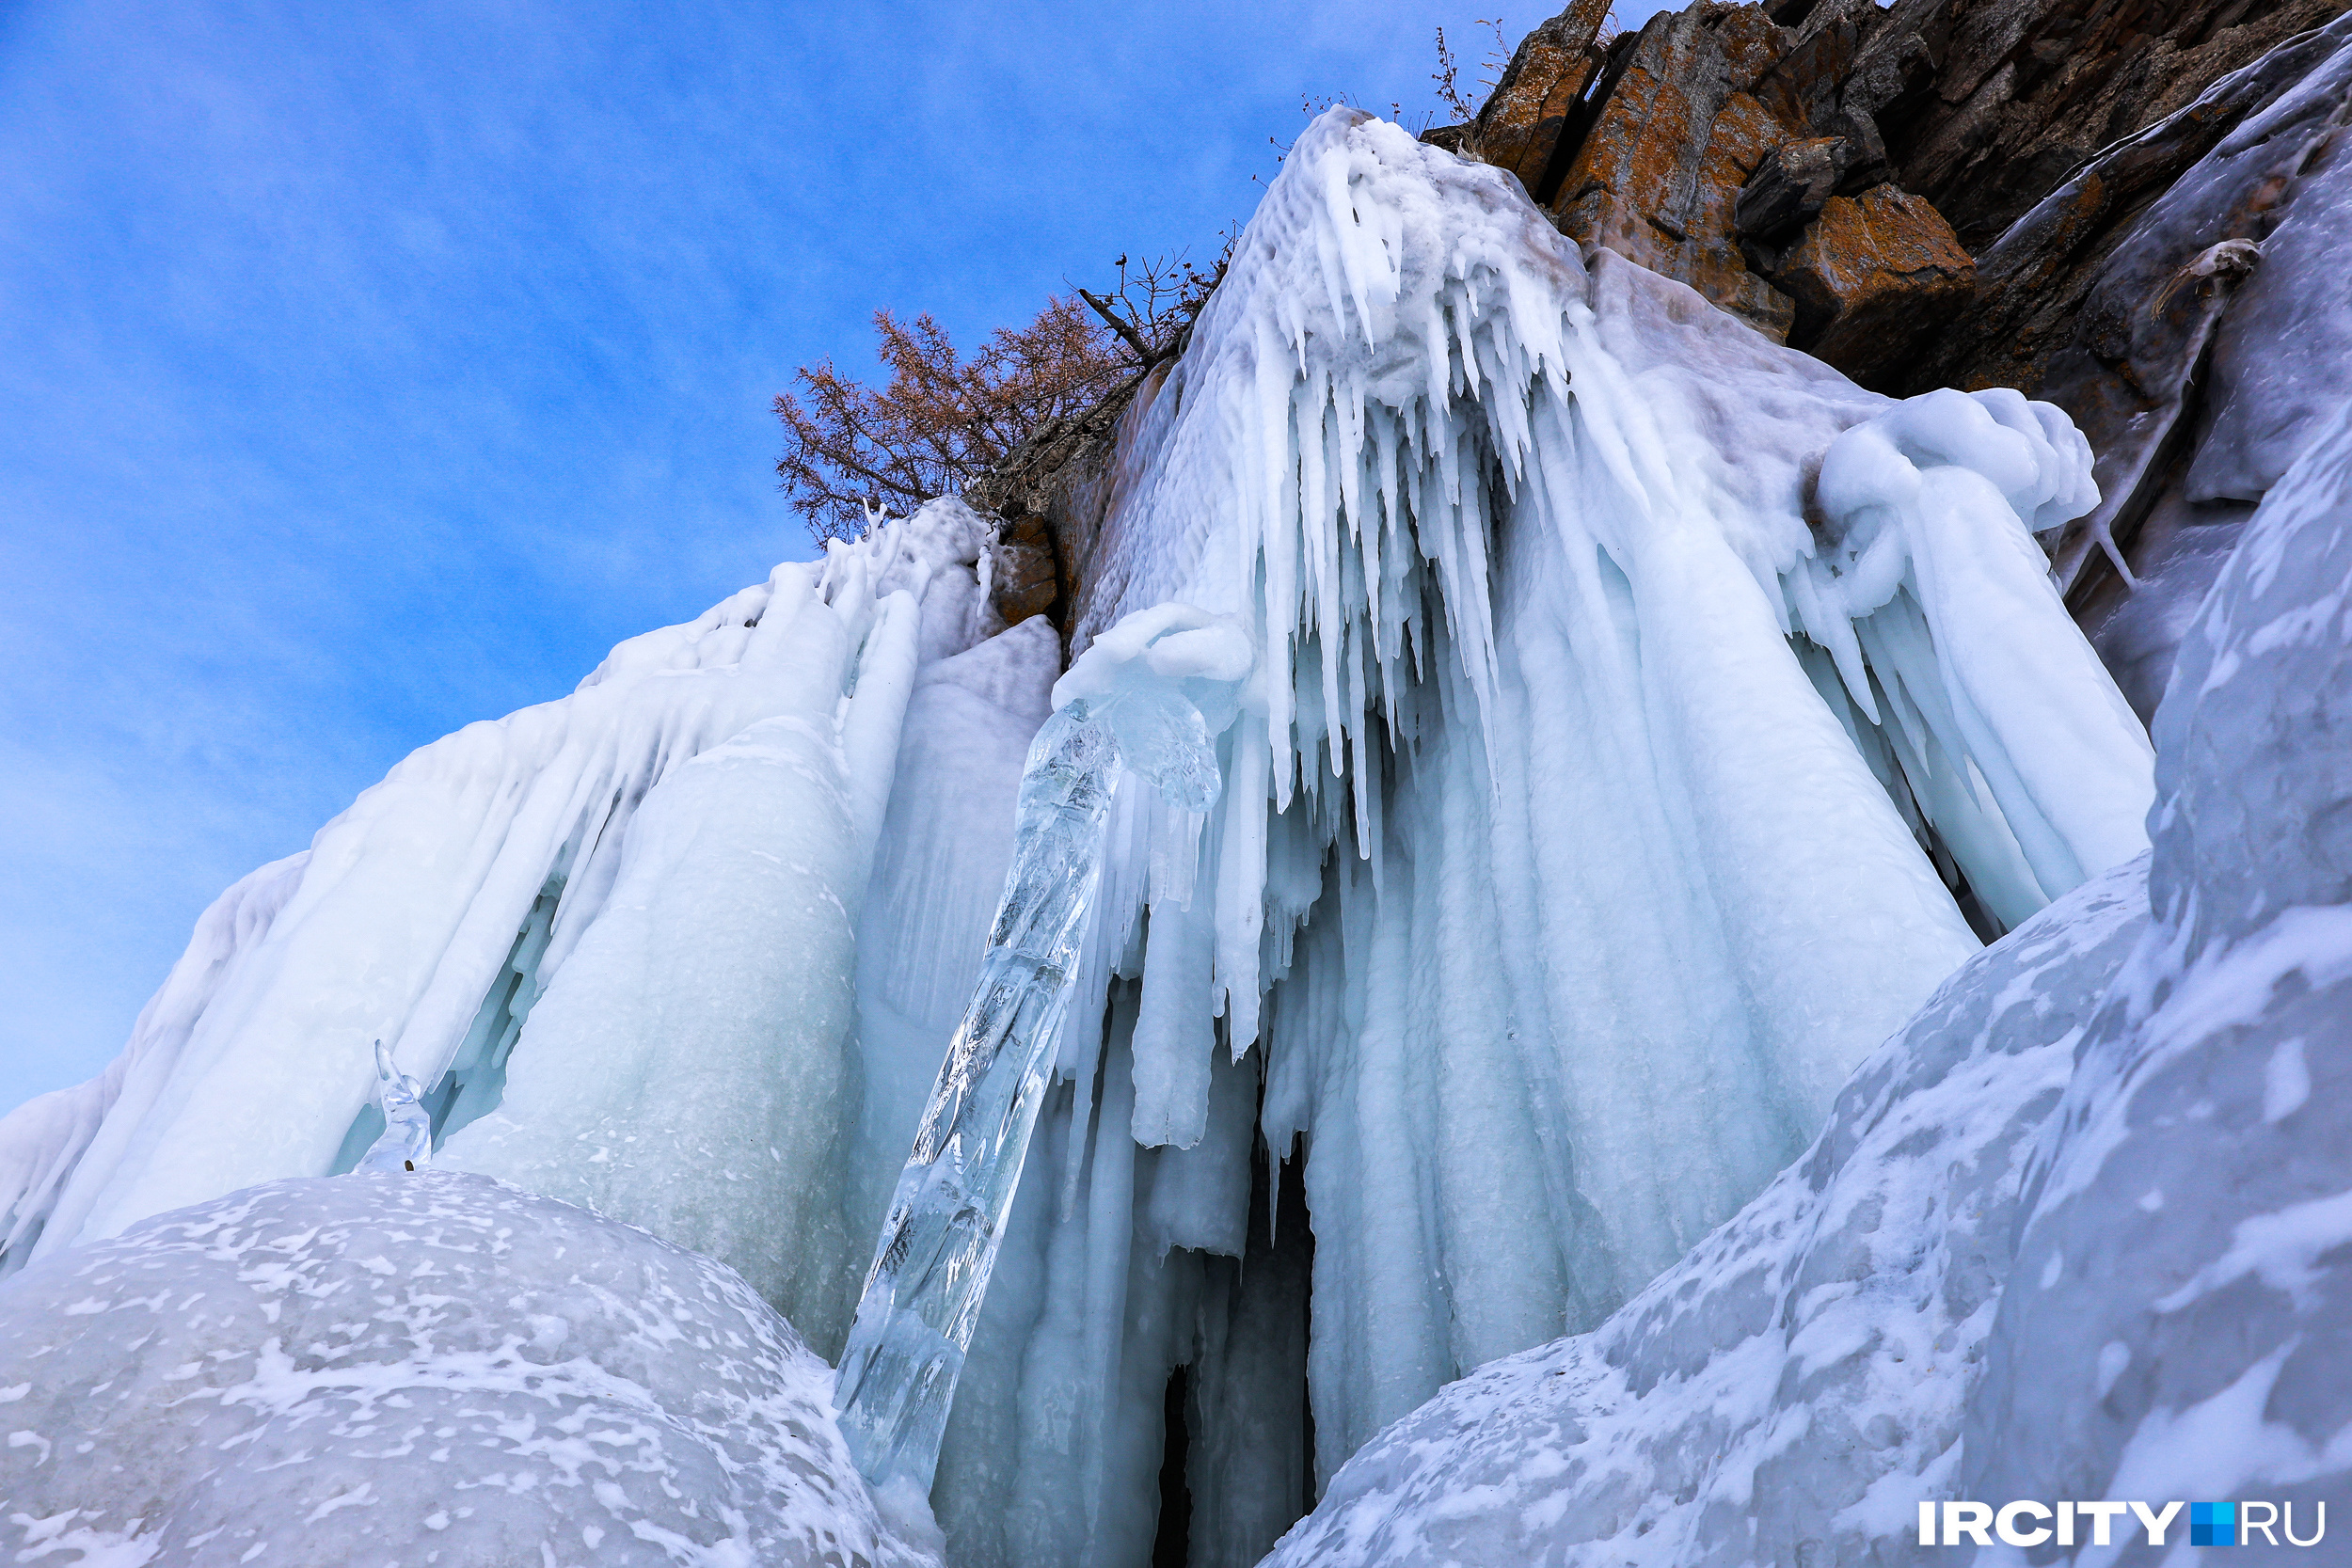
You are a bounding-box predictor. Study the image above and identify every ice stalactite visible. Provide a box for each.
[835,605,1252,1498]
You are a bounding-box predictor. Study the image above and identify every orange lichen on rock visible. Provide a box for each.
[1546,6,1804,339]
[1775,185,1976,385]
[1470,0,1613,194]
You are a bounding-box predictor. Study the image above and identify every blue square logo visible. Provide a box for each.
[2192,1501,2238,1546]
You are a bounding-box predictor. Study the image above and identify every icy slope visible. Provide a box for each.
[1965,401,2352,1542]
[0,1169,938,1568]
[1260,400,2352,1568]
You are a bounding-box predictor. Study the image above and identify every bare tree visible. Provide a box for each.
[1073,250,1224,364]
[776,253,1227,545]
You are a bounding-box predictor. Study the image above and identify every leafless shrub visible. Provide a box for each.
[775,251,1228,545]
[1432,18,1511,122]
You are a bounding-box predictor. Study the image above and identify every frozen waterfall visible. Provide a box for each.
[0,106,2157,1568]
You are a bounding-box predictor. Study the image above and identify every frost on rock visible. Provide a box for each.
[1966,401,2352,1540]
[1260,401,2352,1568]
[0,1170,940,1568]
[2048,17,2352,717]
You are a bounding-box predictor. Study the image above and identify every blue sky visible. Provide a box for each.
[0,0,1670,1117]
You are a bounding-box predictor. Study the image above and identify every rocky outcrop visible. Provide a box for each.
[1438,0,1983,376]
[1731,130,1884,247]
[963,368,1153,636]
[1918,13,2352,717]
[1852,0,2352,249]
[1543,4,1804,338]
[1431,0,2346,393]
[1462,0,1613,191]
[1765,182,1976,382]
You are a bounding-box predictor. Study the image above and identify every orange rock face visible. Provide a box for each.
[1470,0,1613,194]
[1545,6,1804,339]
[1773,185,1976,385]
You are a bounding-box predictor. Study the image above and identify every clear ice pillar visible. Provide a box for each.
[355,1040,434,1174]
[835,604,1252,1497]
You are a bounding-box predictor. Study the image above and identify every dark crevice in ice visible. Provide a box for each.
[1153,1364,1194,1568]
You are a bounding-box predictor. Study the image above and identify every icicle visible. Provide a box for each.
[834,605,1253,1496]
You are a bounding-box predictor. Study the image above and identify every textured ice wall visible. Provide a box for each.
[0,1170,938,1568]
[1258,400,2352,1568]
[0,499,1008,1350]
[1966,401,2352,1545]
[1259,855,2150,1568]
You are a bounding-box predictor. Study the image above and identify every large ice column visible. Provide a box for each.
[1041,105,2156,1494]
[834,605,1252,1497]
[4,499,1001,1315]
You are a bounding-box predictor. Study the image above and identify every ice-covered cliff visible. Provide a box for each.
[1261,399,2352,1568]
[4,101,2166,1568]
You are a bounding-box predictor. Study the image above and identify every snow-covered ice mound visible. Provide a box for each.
[1964,403,2352,1539]
[1263,403,2352,1566]
[0,1170,941,1568]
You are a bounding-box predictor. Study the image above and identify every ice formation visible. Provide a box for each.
[836,605,1253,1494]
[353,1040,433,1173]
[1260,395,2352,1568]
[989,109,2149,1528]
[0,1169,941,1568]
[1261,852,2151,1567]
[0,106,2162,1568]
[0,498,1005,1354]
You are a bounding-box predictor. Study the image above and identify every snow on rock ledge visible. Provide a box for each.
[0,1170,940,1568]
[1965,401,2352,1538]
